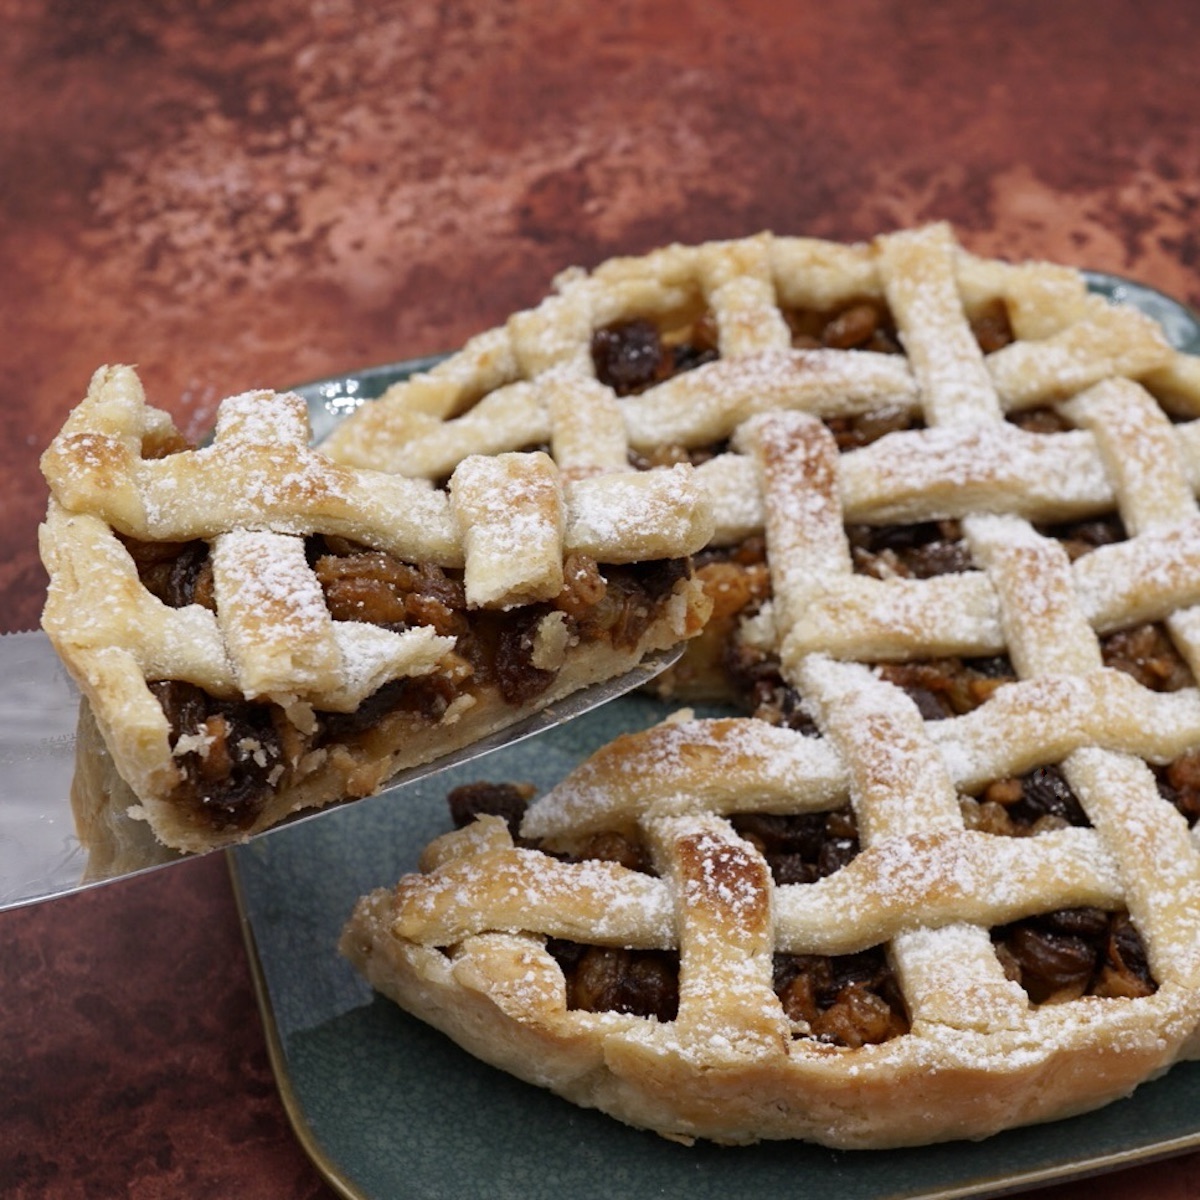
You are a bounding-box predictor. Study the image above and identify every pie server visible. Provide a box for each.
[0,628,682,910]
[3,270,1196,909]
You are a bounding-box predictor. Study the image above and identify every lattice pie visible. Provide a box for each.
[341,224,1200,1146]
[38,366,712,853]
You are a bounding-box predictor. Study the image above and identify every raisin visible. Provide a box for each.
[1103,914,1155,996]
[166,543,215,608]
[493,609,556,705]
[573,830,650,872]
[1036,513,1127,561]
[556,944,679,1021]
[905,538,973,578]
[821,302,881,349]
[1010,408,1075,434]
[732,812,827,860]
[817,836,859,877]
[151,680,288,830]
[554,553,607,620]
[591,319,663,395]
[1038,906,1110,943]
[447,781,535,836]
[124,538,213,608]
[1157,750,1200,825]
[1004,925,1097,1002]
[731,808,858,883]
[1013,764,1089,827]
[669,341,719,374]
[970,303,1014,354]
[995,909,1157,1005]
[778,969,820,1024]
[824,404,918,450]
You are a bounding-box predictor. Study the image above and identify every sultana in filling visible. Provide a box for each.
[992,907,1156,1004]
[960,763,1090,837]
[123,535,694,833]
[446,781,909,1048]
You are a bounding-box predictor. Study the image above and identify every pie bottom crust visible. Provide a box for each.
[68,576,706,858]
[341,887,1200,1148]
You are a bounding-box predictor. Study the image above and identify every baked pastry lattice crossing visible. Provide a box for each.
[342,225,1200,1147]
[39,366,712,853]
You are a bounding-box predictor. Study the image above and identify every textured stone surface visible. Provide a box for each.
[0,856,332,1199]
[3,0,1200,1194]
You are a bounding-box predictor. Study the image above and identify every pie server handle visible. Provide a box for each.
[0,629,681,910]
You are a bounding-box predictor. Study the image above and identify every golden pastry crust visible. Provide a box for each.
[319,222,1198,701]
[341,224,1200,1147]
[343,700,1200,1148]
[39,366,712,854]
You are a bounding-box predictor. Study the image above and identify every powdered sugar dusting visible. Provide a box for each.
[564,463,712,560]
[622,349,917,450]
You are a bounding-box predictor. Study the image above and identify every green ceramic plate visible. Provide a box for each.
[231,273,1200,1200]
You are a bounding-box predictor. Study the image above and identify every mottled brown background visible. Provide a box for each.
[2,0,1199,1196]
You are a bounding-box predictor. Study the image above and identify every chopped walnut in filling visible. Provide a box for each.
[785,299,903,354]
[1154,751,1200,827]
[1101,622,1195,692]
[960,764,1090,837]
[877,657,1017,721]
[785,293,1011,359]
[125,534,695,831]
[992,908,1156,1004]
[774,947,909,1047]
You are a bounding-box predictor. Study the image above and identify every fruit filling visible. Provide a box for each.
[992,908,1156,1003]
[774,947,909,1046]
[960,764,1090,836]
[124,535,695,832]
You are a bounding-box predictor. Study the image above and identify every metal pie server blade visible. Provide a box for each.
[0,629,681,911]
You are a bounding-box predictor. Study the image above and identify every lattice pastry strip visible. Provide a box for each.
[794,656,1029,1032]
[696,406,1200,546]
[321,223,1189,487]
[343,693,1200,1146]
[746,252,1200,1003]
[878,223,1003,427]
[39,365,714,854]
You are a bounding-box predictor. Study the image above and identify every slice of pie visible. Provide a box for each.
[340,224,1200,1147]
[39,365,713,853]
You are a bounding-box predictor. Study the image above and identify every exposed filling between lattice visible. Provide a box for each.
[126,536,695,833]
[591,314,719,398]
[992,908,1156,1004]
[1101,622,1195,692]
[960,763,1091,836]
